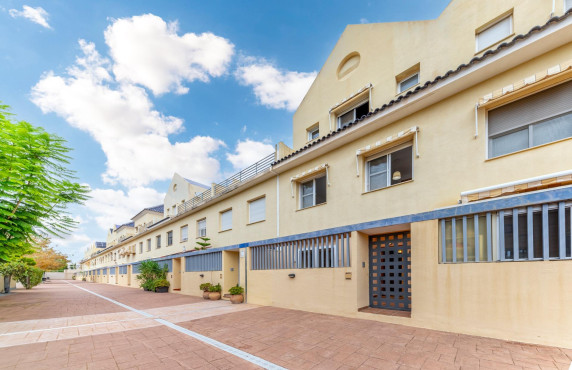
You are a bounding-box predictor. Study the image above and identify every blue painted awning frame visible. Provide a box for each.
[118,185,572,267]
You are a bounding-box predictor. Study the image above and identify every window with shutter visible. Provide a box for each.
[249,197,266,223]
[488,80,572,158]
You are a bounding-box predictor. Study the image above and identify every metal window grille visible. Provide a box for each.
[185,252,222,272]
[251,233,351,270]
[440,201,572,263]
[157,259,172,272]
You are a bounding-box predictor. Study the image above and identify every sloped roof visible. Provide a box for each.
[131,204,164,220]
[184,178,210,189]
[273,10,572,165]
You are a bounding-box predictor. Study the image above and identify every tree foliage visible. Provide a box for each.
[0,261,44,289]
[27,239,69,271]
[0,105,89,262]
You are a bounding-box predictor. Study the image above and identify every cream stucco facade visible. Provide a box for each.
[80,0,572,348]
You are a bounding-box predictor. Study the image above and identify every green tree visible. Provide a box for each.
[0,105,89,262]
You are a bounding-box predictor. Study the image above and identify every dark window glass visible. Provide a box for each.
[390,146,413,185]
[315,176,327,205]
[355,101,369,120]
[503,215,514,259]
[566,208,571,257]
[518,213,528,259]
[533,211,543,258]
[548,209,559,258]
[167,231,173,246]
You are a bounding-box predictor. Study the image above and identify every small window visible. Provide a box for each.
[476,14,512,52]
[167,231,173,246]
[180,225,188,242]
[146,239,151,252]
[156,235,161,249]
[249,197,266,224]
[337,100,369,129]
[307,125,319,141]
[300,175,327,209]
[366,145,413,192]
[488,80,572,158]
[398,73,419,93]
[197,219,207,237]
[221,209,232,231]
[567,0,572,11]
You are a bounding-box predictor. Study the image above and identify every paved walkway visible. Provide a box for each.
[0,281,569,369]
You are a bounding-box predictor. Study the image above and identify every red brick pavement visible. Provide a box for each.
[0,325,260,369]
[0,281,127,322]
[179,306,572,370]
[74,281,205,310]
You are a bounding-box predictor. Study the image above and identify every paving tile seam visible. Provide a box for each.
[65,281,284,370]
[0,316,149,336]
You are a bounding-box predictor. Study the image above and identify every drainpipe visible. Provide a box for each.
[551,0,555,17]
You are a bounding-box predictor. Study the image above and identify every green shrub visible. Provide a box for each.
[136,260,168,290]
[153,279,170,289]
[229,285,244,295]
[199,282,212,292]
[0,262,43,289]
[208,283,221,293]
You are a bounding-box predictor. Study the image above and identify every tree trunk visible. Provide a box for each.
[4,275,10,293]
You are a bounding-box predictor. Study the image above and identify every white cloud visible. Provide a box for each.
[51,233,91,248]
[9,5,51,29]
[104,14,234,95]
[85,186,165,230]
[241,125,247,133]
[226,139,275,171]
[360,18,369,24]
[31,39,225,187]
[235,58,316,111]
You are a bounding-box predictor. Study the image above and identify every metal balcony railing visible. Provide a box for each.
[178,152,275,215]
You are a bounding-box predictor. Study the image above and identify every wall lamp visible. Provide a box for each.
[288,273,295,278]
[199,274,204,278]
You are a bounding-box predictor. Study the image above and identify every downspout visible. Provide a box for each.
[244,248,248,303]
[551,0,556,17]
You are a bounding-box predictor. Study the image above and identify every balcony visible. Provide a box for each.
[178,152,275,215]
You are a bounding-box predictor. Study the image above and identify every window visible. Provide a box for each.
[488,80,572,158]
[476,14,512,52]
[167,231,173,246]
[307,125,319,141]
[180,225,188,242]
[300,175,327,209]
[197,219,207,237]
[567,0,572,11]
[398,73,419,93]
[146,239,151,252]
[441,203,572,263]
[249,197,266,224]
[221,209,232,231]
[366,145,413,192]
[139,242,143,254]
[156,235,161,249]
[337,100,369,129]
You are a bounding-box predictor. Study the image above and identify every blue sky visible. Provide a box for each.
[0,0,450,261]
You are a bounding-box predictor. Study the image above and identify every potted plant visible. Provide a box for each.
[154,279,170,293]
[208,283,222,300]
[200,283,212,299]
[228,285,244,304]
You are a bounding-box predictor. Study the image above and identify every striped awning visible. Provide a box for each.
[478,60,572,106]
[329,83,372,113]
[290,163,329,182]
[355,126,419,176]
[356,126,418,157]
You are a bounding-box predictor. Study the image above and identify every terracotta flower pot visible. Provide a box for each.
[203,291,210,299]
[230,294,244,304]
[209,292,221,300]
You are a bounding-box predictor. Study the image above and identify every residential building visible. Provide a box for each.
[80,0,572,348]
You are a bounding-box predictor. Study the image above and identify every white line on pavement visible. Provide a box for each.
[65,282,285,370]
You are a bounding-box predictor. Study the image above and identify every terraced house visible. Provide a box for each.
[80,0,572,348]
